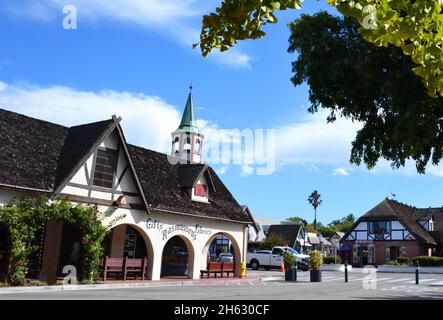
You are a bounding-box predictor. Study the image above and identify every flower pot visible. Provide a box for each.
[285,268,297,281]
[285,269,293,281]
[310,269,322,282]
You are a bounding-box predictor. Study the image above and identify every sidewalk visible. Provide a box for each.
[0,276,262,294]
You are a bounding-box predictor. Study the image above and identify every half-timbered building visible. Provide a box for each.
[342,198,443,266]
[0,89,256,283]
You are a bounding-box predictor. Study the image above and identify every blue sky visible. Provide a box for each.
[1,0,443,225]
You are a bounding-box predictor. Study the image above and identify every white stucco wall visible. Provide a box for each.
[101,207,249,280]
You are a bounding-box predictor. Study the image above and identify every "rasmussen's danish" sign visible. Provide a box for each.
[146,218,212,241]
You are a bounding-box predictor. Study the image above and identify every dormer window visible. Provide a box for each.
[92,148,117,189]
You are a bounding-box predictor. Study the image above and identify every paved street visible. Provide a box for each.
[1,269,443,299]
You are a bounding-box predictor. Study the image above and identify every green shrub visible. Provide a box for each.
[310,251,323,270]
[396,257,411,265]
[323,255,342,264]
[412,256,443,267]
[283,251,296,270]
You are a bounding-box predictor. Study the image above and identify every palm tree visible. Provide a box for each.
[308,190,322,229]
[342,214,355,223]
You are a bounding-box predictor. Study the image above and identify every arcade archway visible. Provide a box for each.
[103,223,155,279]
[161,235,195,279]
[201,232,242,277]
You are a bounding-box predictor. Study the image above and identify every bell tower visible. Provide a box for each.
[171,86,204,163]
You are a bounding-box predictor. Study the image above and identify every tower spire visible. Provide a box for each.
[171,86,205,164]
[177,85,199,133]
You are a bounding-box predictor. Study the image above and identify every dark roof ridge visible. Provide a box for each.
[0,107,68,129]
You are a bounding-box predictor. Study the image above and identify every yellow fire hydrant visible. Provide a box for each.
[240,262,246,279]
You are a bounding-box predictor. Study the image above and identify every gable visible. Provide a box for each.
[59,128,143,207]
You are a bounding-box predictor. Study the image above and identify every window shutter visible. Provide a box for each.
[195,184,207,197]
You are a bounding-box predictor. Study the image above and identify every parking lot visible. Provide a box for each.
[1,269,443,300]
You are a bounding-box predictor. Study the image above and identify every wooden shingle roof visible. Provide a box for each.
[267,223,303,247]
[0,108,252,224]
[345,198,438,245]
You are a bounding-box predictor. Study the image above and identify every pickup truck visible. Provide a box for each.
[247,246,310,271]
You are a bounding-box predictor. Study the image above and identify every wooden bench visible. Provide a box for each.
[101,257,124,281]
[101,256,148,281]
[200,262,222,278]
[123,257,147,281]
[221,262,235,278]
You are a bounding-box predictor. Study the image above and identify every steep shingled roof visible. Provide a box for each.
[127,144,251,223]
[0,108,252,224]
[267,223,303,247]
[0,108,68,192]
[345,199,437,245]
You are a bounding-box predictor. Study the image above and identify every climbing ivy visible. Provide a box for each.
[0,197,119,286]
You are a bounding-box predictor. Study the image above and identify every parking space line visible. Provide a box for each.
[320,277,341,283]
[406,278,435,284]
[385,278,412,283]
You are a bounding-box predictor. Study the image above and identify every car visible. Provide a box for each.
[246,246,310,270]
[218,252,234,263]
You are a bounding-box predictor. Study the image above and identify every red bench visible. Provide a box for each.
[101,256,148,281]
[200,262,222,278]
[123,257,147,281]
[221,262,235,277]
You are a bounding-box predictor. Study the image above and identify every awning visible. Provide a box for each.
[308,235,320,245]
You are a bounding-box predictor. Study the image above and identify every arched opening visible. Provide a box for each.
[161,235,194,279]
[201,233,242,277]
[0,223,10,282]
[195,138,201,154]
[173,137,180,156]
[102,224,154,279]
[103,225,148,259]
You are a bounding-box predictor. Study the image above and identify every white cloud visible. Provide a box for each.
[215,166,229,175]
[0,81,180,153]
[4,0,252,69]
[332,167,350,176]
[275,110,362,165]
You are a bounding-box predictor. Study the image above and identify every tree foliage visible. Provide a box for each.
[197,0,443,97]
[261,233,287,249]
[308,190,322,229]
[288,12,443,173]
[0,198,120,285]
[290,213,355,237]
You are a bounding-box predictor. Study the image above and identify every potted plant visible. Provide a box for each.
[283,251,296,281]
[310,251,323,282]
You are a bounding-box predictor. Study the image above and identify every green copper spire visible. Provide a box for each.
[177,85,199,133]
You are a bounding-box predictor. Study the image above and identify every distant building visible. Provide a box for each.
[342,198,443,266]
[266,222,307,253]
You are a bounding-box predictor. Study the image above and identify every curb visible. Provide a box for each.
[0,278,262,294]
